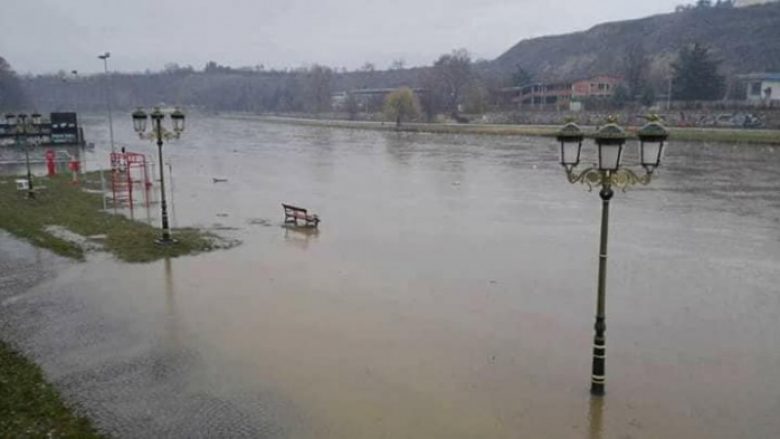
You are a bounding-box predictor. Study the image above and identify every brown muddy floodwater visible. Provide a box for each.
[2,114,780,438]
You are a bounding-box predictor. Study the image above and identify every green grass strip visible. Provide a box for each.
[254,115,780,145]
[0,173,225,263]
[0,340,103,438]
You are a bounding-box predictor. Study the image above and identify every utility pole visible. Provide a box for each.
[98,52,116,153]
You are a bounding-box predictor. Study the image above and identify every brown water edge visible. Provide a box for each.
[2,114,779,438]
[247,114,780,145]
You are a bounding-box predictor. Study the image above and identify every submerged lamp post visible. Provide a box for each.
[6,112,43,199]
[558,116,668,396]
[132,107,185,244]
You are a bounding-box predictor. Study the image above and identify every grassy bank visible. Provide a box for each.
[254,115,780,145]
[0,173,225,263]
[0,341,103,438]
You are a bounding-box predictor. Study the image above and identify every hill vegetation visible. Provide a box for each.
[493,1,780,86]
[6,1,780,117]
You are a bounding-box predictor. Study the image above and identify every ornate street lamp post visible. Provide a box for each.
[558,116,668,396]
[132,107,185,244]
[5,112,43,199]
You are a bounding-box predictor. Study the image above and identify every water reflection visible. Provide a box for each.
[383,132,416,166]
[4,116,780,438]
[164,257,175,321]
[587,397,604,439]
[283,225,320,249]
[150,257,184,382]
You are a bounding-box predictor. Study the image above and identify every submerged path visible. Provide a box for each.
[0,232,295,438]
[250,114,780,145]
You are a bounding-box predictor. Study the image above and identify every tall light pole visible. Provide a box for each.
[132,107,185,244]
[557,116,669,396]
[5,112,43,199]
[98,52,116,153]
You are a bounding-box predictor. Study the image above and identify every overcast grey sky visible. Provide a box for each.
[1,0,682,75]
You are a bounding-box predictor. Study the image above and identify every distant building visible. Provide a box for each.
[735,0,778,7]
[500,75,623,111]
[739,73,780,102]
[571,75,623,99]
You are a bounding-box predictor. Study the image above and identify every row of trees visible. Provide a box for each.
[0,57,27,112]
[20,48,498,120]
[675,0,736,12]
[13,41,728,118]
[613,42,725,108]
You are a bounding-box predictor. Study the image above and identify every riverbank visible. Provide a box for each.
[0,340,102,438]
[251,115,780,145]
[0,173,230,263]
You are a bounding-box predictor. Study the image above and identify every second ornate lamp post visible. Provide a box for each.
[132,107,185,244]
[5,112,43,199]
[557,117,668,396]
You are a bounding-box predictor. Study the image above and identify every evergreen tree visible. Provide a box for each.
[0,56,27,111]
[671,43,725,101]
[640,85,657,107]
[512,66,533,87]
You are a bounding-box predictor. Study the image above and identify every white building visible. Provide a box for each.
[735,0,778,6]
[740,73,780,102]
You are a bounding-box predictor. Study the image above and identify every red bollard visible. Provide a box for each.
[46,150,56,176]
[68,160,80,185]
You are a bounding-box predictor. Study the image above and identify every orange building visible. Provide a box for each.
[501,75,624,110]
[571,75,623,99]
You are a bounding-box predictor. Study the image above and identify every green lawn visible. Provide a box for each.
[256,115,780,145]
[0,341,103,438]
[0,173,228,263]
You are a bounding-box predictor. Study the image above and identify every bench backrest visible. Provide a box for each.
[282,203,307,214]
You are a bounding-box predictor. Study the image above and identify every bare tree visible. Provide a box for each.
[390,58,406,70]
[430,49,473,115]
[0,57,27,111]
[623,44,648,100]
[344,92,359,120]
[305,65,334,114]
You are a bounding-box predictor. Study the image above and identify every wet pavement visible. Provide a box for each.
[1,114,780,438]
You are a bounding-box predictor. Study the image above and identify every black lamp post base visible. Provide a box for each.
[154,237,178,246]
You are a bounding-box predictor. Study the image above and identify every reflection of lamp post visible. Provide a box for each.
[6,112,42,199]
[557,116,669,396]
[98,52,116,153]
[132,107,185,244]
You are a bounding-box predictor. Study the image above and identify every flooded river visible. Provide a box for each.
[2,114,780,438]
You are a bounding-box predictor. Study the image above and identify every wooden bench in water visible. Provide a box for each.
[282,203,320,228]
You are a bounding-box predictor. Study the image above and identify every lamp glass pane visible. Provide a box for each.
[598,144,623,171]
[172,114,185,132]
[133,115,147,133]
[560,141,581,166]
[641,141,663,168]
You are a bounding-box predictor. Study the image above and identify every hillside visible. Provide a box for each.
[493,2,780,82]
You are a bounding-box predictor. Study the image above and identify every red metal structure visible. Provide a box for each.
[45,150,57,176]
[110,151,152,210]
